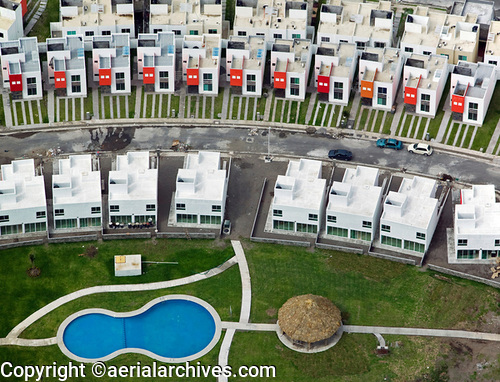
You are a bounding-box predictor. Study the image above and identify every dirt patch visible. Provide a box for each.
[88,127,134,152]
[266,308,277,317]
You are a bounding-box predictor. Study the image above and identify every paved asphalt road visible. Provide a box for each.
[2,125,500,186]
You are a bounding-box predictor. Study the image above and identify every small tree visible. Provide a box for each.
[85,245,98,258]
[27,253,40,278]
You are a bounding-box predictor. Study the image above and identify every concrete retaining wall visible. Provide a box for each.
[0,240,44,250]
[367,251,417,266]
[427,264,500,289]
[250,236,311,247]
[48,235,98,244]
[103,232,152,240]
[156,232,215,239]
[315,242,364,254]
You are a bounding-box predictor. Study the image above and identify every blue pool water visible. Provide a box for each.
[62,299,217,360]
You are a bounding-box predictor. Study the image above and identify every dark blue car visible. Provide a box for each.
[328,149,353,161]
[376,138,403,150]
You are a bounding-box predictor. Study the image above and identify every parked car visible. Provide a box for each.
[328,149,353,161]
[376,138,403,150]
[407,143,433,156]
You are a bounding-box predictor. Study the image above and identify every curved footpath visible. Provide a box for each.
[5,255,238,339]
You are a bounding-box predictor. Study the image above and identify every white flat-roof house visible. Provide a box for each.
[0,0,24,42]
[182,34,221,95]
[108,151,158,225]
[50,0,135,41]
[234,0,310,43]
[174,151,228,226]
[326,166,383,243]
[359,47,403,111]
[226,35,267,96]
[92,33,131,94]
[450,61,496,126]
[0,159,47,237]
[317,0,393,50]
[46,35,87,98]
[52,155,102,230]
[380,176,439,255]
[314,42,357,105]
[484,21,500,68]
[149,0,223,39]
[402,53,449,117]
[271,159,326,234]
[453,184,500,263]
[137,32,176,93]
[271,38,312,100]
[400,6,479,65]
[0,37,42,100]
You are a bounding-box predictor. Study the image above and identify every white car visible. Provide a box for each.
[407,143,433,156]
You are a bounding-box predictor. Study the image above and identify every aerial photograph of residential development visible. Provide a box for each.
[1,0,500,380]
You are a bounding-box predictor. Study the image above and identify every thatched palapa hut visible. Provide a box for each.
[278,294,342,350]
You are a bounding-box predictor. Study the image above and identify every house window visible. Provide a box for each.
[159,71,168,78]
[381,224,390,232]
[91,206,101,214]
[116,72,125,80]
[200,215,221,224]
[356,41,366,49]
[116,83,125,91]
[321,36,330,42]
[55,209,64,216]
[85,31,94,37]
[273,34,282,39]
[122,29,130,34]
[377,87,387,105]
[80,217,101,227]
[381,235,402,248]
[238,31,247,36]
[308,214,318,221]
[404,240,425,253]
[404,47,413,53]
[110,215,132,224]
[457,239,468,246]
[362,221,372,229]
[458,55,467,61]
[297,223,317,233]
[421,93,430,112]
[203,83,213,91]
[0,32,3,38]
[416,232,426,240]
[351,230,371,241]
[247,74,256,82]
[212,205,221,212]
[292,34,300,39]
[327,215,336,223]
[67,31,76,35]
[110,205,120,212]
[71,75,80,82]
[25,222,46,232]
[208,29,217,34]
[495,239,500,246]
[203,73,212,80]
[153,29,162,34]
[247,84,256,92]
[0,215,9,222]
[327,226,348,237]
[173,30,181,35]
[160,82,169,89]
[290,88,299,96]
[102,31,111,36]
[0,224,22,235]
[176,203,186,211]
[176,214,198,223]
[423,51,432,55]
[72,84,81,93]
[27,87,37,96]
[273,220,294,231]
[27,77,36,85]
[488,60,498,66]
[146,204,156,211]
[290,77,300,85]
[468,102,478,121]
[333,82,343,100]
[36,211,46,219]
[457,249,479,259]
[273,209,283,217]
[55,218,77,229]
[189,30,199,35]
[374,42,385,48]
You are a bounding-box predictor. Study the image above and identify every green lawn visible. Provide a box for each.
[446,123,460,146]
[268,94,275,122]
[27,0,59,42]
[213,89,224,119]
[455,124,466,147]
[24,101,32,125]
[358,108,369,130]
[373,110,384,133]
[382,112,394,134]
[400,114,413,137]
[366,109,375,131]
[416,117,428,140]
[170,94,180,118]
[239,97,247,120]
[297,93,311,125]
[1,240,499,381]
[128,87,137,118]
[314,103,326,126]
[12,100,24,125]
[246,97,255,120]
[74,98,81,121]
[205,96,212,119]
[232,96,240,120]
[462,125,475,149]
[282,100,290,123]
[471,85,500,151]
[84,88,93,118]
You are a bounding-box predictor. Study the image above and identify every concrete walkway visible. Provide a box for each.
[343,325,500,341]
[6,256,238,339]
[436,110,452,143]
[24,0,47,34]
[222,322,278,331]
[0,337,56,347]
[486,118,500,154]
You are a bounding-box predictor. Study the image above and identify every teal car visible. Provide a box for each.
[376,138,403,150]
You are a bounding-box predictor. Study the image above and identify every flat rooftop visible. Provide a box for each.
[109,151,157,202]
[227,35,266,71]
[381,176,438,230]
[316,42,356,79]
[60,0,134,29]
[452,61,494,99]
[150,0,223,29]
[183,34,220,69]
[53,155,101,206]
[273,159,326,211]
[360,46,400,83]
[0,159,46,211]
[404,53,447,91]
[272,38,311,74]
[327,166,383,219]
[175,151,226,202]
[485,21,500,57]
[455,184,500,235]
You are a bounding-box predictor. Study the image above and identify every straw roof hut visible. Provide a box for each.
[278,294,342,344]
